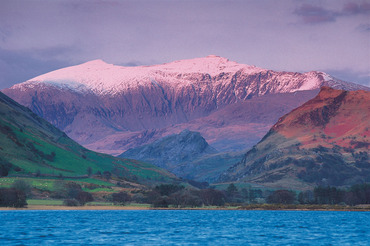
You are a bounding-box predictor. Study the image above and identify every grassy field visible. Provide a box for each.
[25,199,152,208]
[0,177,116,192]
[27,199,64,206]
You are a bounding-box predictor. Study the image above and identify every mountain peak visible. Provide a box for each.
[156,55,260,76]
[205,54,228,61]
[82,59,110,67]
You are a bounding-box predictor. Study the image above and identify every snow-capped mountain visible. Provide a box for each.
[12,55,365,95]
[3,56,368,155]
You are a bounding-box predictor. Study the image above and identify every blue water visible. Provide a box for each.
[0,210,369,245]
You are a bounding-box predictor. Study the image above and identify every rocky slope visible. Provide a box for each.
[120,130,217,176]
[120,129,245,183]
[0,91,176,183]
[219,87,370,189]
[3,56,368,155]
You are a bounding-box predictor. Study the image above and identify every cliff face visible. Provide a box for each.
[220,87,370,189]
[3,56,368,155]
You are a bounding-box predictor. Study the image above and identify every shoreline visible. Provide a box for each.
[1,204,370,211]
[0,205,151,211]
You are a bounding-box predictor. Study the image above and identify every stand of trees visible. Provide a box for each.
[131,184,227,208]
[126,183,266,208]
[266,184,370,205]
[139,182,370,207]
[112,191,131,205]
[267,190,296,204]
[52,182,94,206]
[311,184,370,205]
[2,177,369,208]
[0,188,27,208]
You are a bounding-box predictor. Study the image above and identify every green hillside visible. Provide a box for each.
[0,91,176,186]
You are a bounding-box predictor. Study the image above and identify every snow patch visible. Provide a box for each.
[18,56,265,95]
[322,72,333,82]
[12,56,367,96]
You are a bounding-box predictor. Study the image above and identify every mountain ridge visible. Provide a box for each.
[3,56,368,155]
[11,56,368,95]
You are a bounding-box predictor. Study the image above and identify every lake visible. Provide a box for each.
[0,210,369,245]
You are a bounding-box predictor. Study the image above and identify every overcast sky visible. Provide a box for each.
[0,0,369,89]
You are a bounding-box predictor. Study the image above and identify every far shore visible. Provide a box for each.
[0,205,151,211]
[1,204,370,211]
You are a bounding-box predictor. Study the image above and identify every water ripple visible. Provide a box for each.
[0,210,369,245]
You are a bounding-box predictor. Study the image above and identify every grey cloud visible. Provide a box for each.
[294,4,336,24]
[326,69,370,87]
[294,2,370,24]
[357,23,370,31]
[342,2,370,16]
[0,47,76,89]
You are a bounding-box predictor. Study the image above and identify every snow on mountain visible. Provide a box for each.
[3,56,369,156]
[14,55,365,96]
[16,56,259,94]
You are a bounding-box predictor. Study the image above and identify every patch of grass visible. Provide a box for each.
[127,203,151,208]
[87,201,114,206]
[27,199,64,205]
[77,178,114,186]
[83,187,113,193]
[0,177,14,187]
[211,182,265,190]
[29,179,57,191]
[0,177,58,191]
[0,177,115,193]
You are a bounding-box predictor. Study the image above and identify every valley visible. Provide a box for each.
[0,56,369,208]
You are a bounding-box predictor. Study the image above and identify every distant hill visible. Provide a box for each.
[120,130,219,178]
[0,91,176,184]
[219,87,370,189]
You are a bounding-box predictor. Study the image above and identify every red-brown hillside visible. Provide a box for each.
[220,87,369,189]
[272,86,369,150]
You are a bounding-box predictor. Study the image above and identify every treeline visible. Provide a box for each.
[266,184,370,205]
[105,184,227,208]
[1,180,369,208]
[146,184,226,208]
[112,183,266,208]
[139,183,370,207]
[299,184,370,205]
